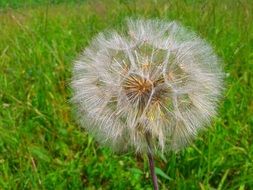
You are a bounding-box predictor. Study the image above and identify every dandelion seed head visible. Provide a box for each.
[71,19,224,153]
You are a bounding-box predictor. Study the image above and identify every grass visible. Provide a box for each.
[0,0,253,189]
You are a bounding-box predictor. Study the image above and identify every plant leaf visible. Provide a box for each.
[155,167,172,180]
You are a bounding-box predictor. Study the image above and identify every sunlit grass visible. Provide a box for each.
[0,0,253,189]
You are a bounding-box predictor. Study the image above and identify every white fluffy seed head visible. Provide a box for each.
[71,18,224,154]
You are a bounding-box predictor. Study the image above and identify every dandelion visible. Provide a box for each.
[71,18,223,189]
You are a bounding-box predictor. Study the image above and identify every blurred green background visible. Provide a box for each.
[0,0,253,189]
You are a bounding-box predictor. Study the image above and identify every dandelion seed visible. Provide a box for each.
[71,18,224,189]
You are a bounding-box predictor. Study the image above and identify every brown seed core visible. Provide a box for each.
[123,74,153,103]
[122,73,169,107]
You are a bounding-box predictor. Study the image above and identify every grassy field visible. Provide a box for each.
[0,0,253,189]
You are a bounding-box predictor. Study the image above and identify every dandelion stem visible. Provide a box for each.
[148,151,159,190]
[146,134,159,190]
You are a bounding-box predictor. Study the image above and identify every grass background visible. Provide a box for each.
[0,0,253,189]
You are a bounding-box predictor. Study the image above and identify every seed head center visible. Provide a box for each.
[123,73,169,107]
[122,74,154,104]
[138,79,152,94]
